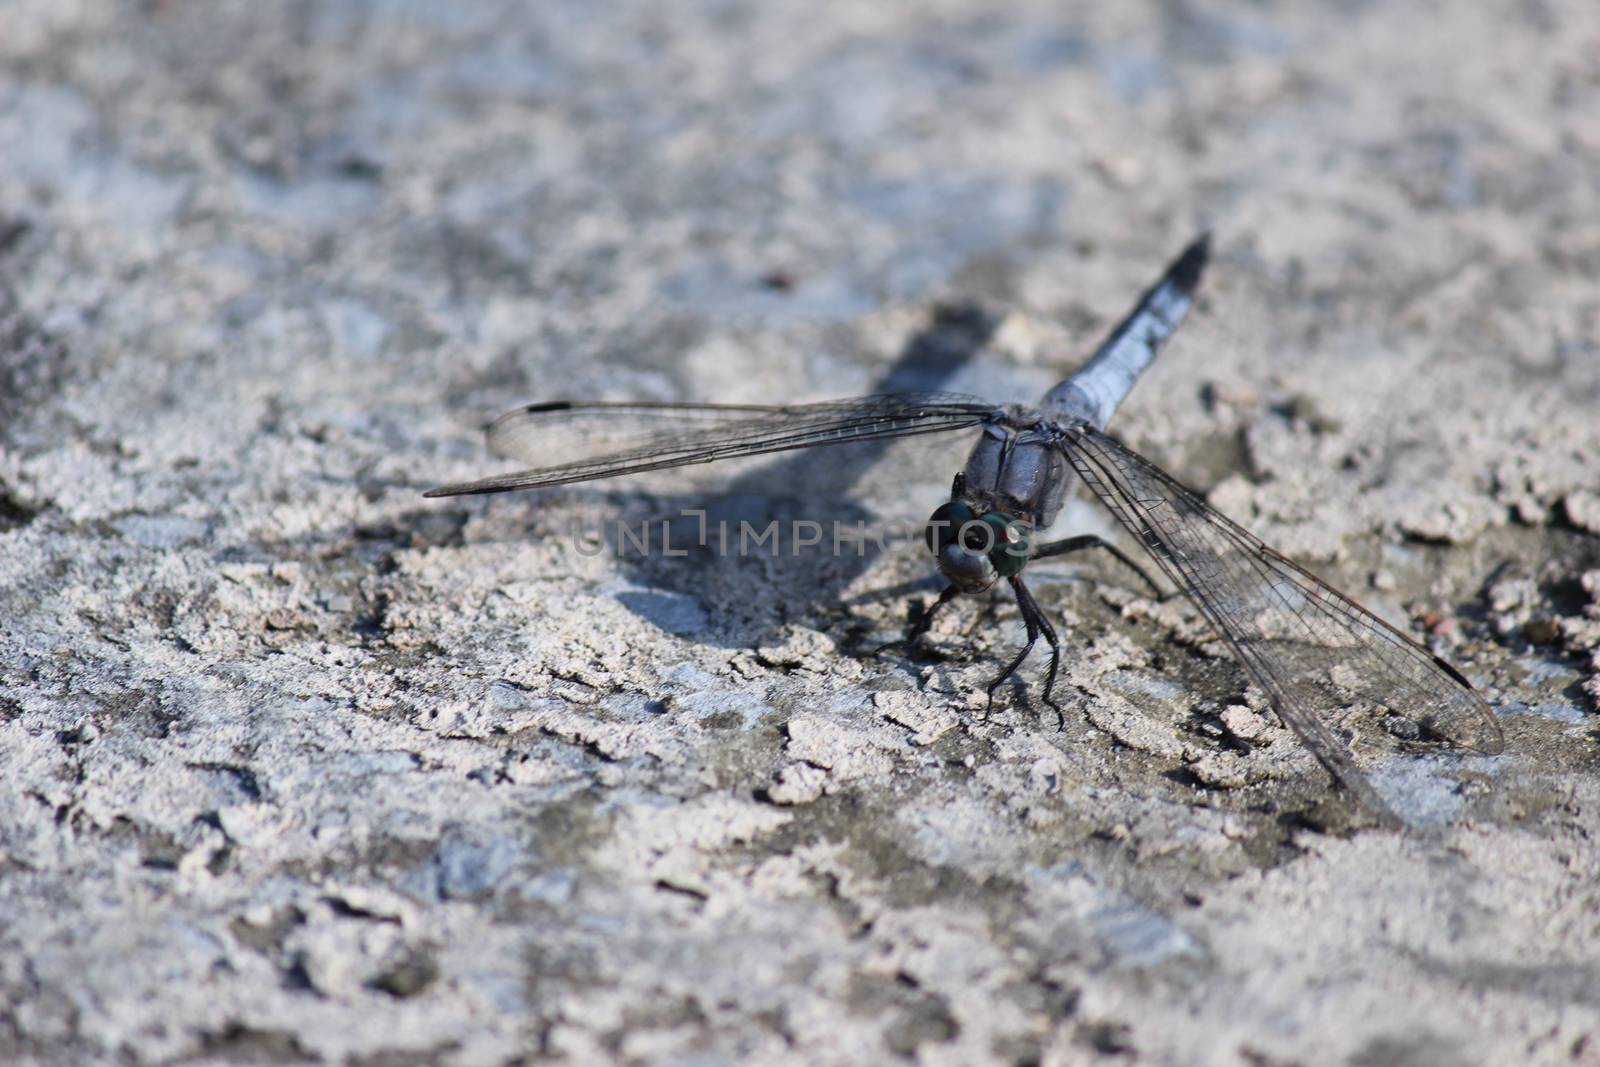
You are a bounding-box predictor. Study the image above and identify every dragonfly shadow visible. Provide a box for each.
[598,303,1001,649]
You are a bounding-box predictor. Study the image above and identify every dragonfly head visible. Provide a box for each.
[924,501,1031,593]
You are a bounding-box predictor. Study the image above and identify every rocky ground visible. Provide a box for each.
[2,2,1598,1064]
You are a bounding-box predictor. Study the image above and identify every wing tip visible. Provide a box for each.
[1426,653,1507,755]
[1471,732,1507,757]
[1429,652,1480,694]
[1459,713,1507,756]
[487,399,573,433]
[422,480,521,498]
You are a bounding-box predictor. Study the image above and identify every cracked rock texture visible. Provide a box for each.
[2,2,1599,1065]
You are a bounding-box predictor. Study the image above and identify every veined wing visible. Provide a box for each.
[424,392,998,497]
[1057,422,1504,826]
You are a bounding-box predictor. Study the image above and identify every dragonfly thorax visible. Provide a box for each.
[924,499,1032,593]
[961,421,1072,531]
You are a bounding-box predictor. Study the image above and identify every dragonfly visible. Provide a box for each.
[426,234,1505,826]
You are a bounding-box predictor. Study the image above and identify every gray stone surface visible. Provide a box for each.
[2,2,1598,1064]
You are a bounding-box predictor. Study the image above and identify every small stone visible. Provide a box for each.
[1284,393,1343,434]
[1201,379,1259,409]
[429,835,519,901]
[1383,714,1422,741]
[1562,491,1600,534]
[57,721,97,745]
[369,948,439,998]
[1219,705,1268,741]
[992,311,1045,365]
[1523,618,1560,645]
[1560,617,1600,651]
[1185,752,1254,788]
[767,763,828,805]
[1582,570,1600,599]
[1488,577,1537,614]
[1418,611,1455,638]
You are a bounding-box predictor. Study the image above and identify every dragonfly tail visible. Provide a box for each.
[1041,232,1210,429]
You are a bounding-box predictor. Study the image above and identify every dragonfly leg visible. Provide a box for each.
[1011,576,1065,727]
[1032,534,1164,598]
[907,583,961,644]
[985,601,1039,718]
[871,584,960,658]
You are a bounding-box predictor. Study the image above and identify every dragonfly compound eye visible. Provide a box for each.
[980,512,1030,577]
[924,500,976,555]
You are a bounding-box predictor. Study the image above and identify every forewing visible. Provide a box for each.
[425,393,997,497]
[1057,423,1504,823]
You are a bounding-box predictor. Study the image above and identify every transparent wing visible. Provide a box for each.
[1058,422,1504,824]
[425,392,999,497]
